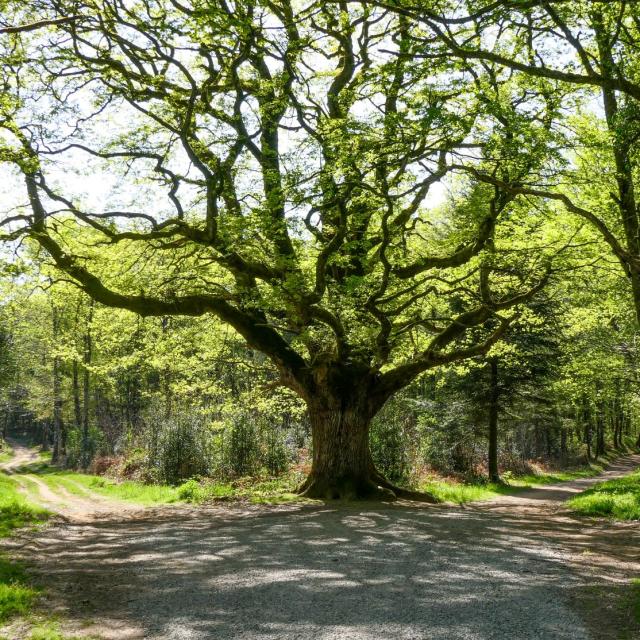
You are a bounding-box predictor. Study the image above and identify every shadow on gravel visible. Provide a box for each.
[14,495,640,640]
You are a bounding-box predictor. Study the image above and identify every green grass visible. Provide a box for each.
[0,465,94,636]
[0,443,12,463]
[41,472,181,506]
[13,456,307,506]
[0,558,37,623]
[632,579,640,624]
[11,459,181,506]
[420,459,614,504]
[0,474,49,538]
[18,620,98,640]
[176,474,309,505]
[568,469,640,520]
[0,471,49,628]
[420,479,516,504]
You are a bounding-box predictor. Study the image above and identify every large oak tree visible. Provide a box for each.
[0,0,558,498]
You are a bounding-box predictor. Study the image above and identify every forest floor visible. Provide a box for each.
[0,442,639,640]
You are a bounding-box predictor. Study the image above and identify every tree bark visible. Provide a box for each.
[595,400,606,458]
[81,302,93,468]
[51,306,65,465]
[298,401,385,500]
[487,358,500,483]
[73,360,82,433]
[297,383,436,502]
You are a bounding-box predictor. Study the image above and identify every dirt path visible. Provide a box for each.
[2,451,639,640]
[2,440,144,522]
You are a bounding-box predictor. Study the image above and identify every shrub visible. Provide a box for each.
[225,414,260,477]
[154,414,212,485]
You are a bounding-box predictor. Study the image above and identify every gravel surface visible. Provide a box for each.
[3,448,639,640]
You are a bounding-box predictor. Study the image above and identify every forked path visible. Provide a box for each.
[2,440,142,521]
[2,449,639,640]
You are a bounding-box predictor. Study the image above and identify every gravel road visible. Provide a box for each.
[2,446,639,640]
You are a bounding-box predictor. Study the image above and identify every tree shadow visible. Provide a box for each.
[12,499,639,640]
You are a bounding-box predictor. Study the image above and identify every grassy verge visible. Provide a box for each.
[1,464,95,638]
[13,457,308,506]
[41,472,181,506]
[0,444,12,464]
[420,456,617,505]
[9,444,633,509]
[0,471,49,634]
[567,468,640,520]
[11,459,181,506]
[0,474,49,539]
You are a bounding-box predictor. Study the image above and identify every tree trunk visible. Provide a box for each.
[487,358,500,483]
[595,401,605,458]
[161,316,172,418]
[81,302,93,468]
[560,428,567,465]
[51,306,65,465]
[73,360,82,432]
[297,387,436,502]
[42,419,50,452]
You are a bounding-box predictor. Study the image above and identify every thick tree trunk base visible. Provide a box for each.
[297,469,439,503]
[297,473,396,501]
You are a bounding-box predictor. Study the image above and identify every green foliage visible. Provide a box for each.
[64,426,105,469]
[177,479,234,502]
[152,413,212,485]
[370,398,415,483]
[568,470,640,520]
[0,557,35,626]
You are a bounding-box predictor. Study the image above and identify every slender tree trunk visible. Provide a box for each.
[73,359,82,432]
[161,316,172,417]
[488,358,500,483]
[582,396,592,462]
[595,401,606,458]
[51,306,65,464]
[42,419,50,452]
[81,302,93,468]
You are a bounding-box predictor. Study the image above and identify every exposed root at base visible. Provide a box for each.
[296,474,439,503]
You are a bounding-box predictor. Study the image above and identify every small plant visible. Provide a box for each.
[177,478,201,501]
[0,581,37,622]
[501,470,515,484]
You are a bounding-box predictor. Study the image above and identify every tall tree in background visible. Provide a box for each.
[0,1,569,498]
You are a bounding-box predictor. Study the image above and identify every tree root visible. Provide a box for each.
[371,471,440,503]
[296,471,439,503]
